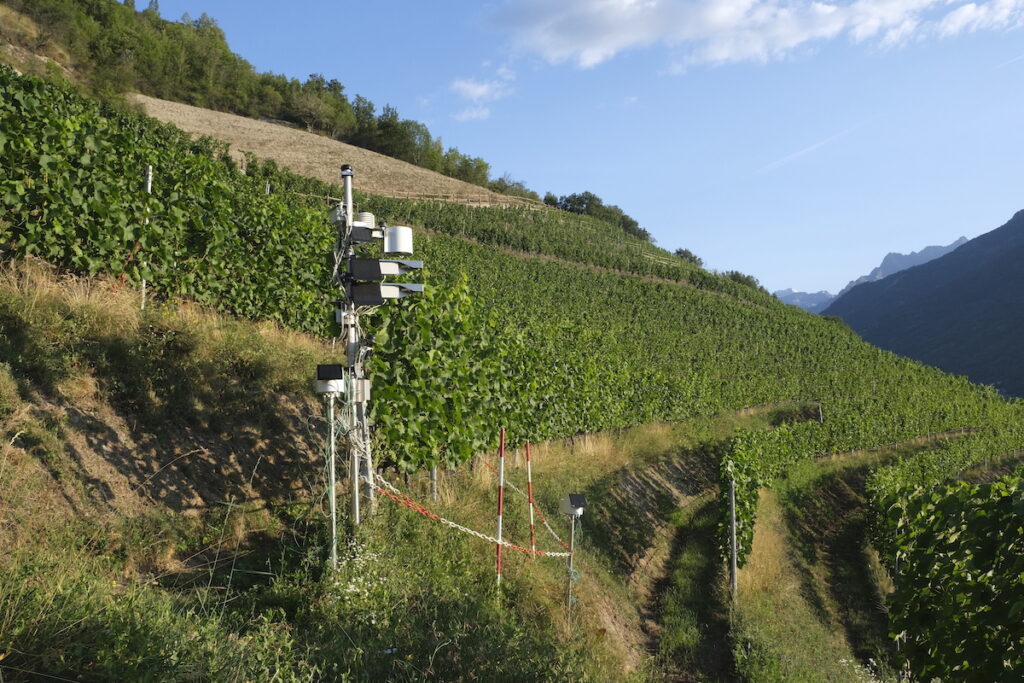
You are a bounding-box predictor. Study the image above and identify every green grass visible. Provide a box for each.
[731,489,884,683]
[724,444,956,683]
[0,435,660,681]
[656,498,735,680]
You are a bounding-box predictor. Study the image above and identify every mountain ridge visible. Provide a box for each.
[823,209,1024,396]
[775,235,968,312]
[837,236,968,297]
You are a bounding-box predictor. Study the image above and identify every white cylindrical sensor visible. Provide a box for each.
[384,225,414,254]
[355,211,376,229]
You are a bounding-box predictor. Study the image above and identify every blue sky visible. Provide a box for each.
[152,0,1023,294]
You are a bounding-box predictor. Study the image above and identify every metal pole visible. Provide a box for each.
[141,164,152,311]
[327,394,338,570]
[729,478,738,601]
[567,516,576,622]
[818,404,824,423]
[339,166,360,528]
[526,441,536,554]
[342,165,354,226]
[430,465,438,502]
[361,402,374,514]
[349,350,360,527]
[496,428,506,587]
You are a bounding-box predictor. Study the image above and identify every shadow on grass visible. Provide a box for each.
[0,296,323,516]
[581,441,720,576]
[780,464,895,666]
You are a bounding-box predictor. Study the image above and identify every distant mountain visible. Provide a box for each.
[775,236,967,312]
[774,289,835,313]
[835,237,968,298]
[823,210,1024,396]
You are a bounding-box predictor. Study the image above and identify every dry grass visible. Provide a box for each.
[0,5,75,80]
[0,259,334,535]
[0,258,141,337]
[130,94,541,208]
[734,491,875,681]
[736,491,793,600]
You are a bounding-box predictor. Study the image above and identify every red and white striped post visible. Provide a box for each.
[526,441,536,555]
[496,427,506,587]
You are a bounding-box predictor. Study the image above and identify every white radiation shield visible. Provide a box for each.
[384,225,414,254]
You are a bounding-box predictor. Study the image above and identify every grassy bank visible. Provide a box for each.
[0,260,777,680]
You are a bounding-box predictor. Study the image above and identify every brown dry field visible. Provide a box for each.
[130,93,540,208]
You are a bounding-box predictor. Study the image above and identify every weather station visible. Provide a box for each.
[316,164,423,570]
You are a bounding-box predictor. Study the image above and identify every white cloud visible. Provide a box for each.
[451,78,511,102]
[938,0,1023,35]
[496,65,517,80]
[495,0,1024,68]
[449,66,516,121]
[450,66,516,103]
[454,106,492,121]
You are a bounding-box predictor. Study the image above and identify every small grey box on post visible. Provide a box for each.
[315,364,345,394]
[560,493,587,517]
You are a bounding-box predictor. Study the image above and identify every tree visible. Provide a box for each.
[351,95,378,148]
[489,174,539,200]
[674,248,703,267]
[548,191,651,242]
[723,270,766,292]
[376,105,416,161]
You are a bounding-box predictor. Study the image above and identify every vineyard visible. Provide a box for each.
[2,65,1024,678]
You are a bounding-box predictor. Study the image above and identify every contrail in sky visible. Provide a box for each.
[756,123,865,175]
[994,53,1024,69]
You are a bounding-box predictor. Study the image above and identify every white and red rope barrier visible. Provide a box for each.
[371,472,573,558]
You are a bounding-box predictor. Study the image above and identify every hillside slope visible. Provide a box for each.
[0,259,693,680]
[824,210,1024,396]
[2,65,1013,457]
[4,62,1024,681]
[131,93,536,208]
